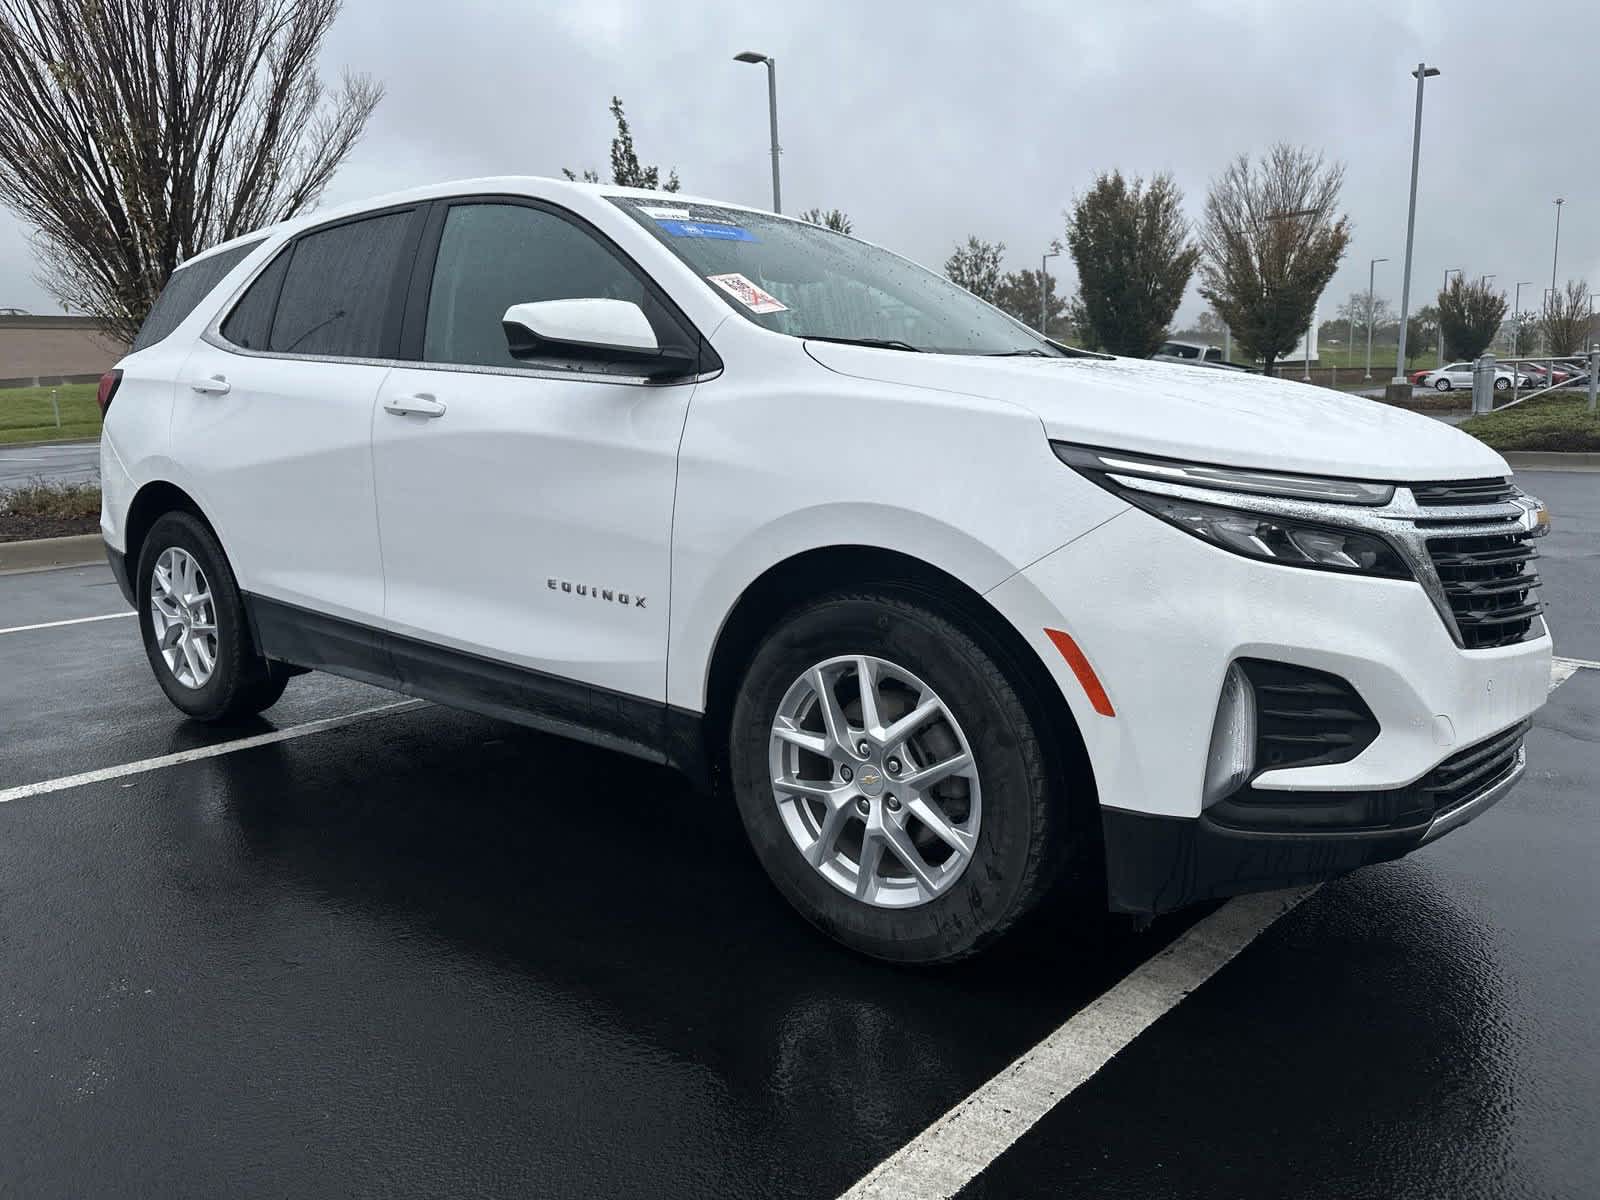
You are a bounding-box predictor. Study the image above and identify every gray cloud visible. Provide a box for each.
[2,0,1596,330]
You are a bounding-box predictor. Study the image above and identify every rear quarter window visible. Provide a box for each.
[132,240,263,352]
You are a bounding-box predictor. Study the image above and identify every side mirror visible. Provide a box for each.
[501,299,693,377]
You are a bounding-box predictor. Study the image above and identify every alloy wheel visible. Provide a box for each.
[150,546,218,689]
[767,655,981,908]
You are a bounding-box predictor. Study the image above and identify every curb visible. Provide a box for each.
[1502,451,1600,472]
[0,533,104,574]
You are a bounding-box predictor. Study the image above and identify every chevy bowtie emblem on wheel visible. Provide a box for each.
[547,578,646,608]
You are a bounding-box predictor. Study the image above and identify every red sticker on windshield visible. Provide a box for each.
[707,272,788,314]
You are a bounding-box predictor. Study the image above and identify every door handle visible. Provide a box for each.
[189,375,231,395]
[383,393,447,419]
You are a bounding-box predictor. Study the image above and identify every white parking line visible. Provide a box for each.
[0,700,425,805]
[839,888,1319,1200]
[0,611,134,636]
[841,657,1587,1200]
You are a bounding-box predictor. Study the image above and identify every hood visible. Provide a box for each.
[805,345,1509,482]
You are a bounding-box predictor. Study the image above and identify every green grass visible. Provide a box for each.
[1459,393,1600,452]
[0,383,101,444]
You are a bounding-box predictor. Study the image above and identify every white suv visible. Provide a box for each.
[98,178,1553,962]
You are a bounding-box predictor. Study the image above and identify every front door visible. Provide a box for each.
[371,200,699,704]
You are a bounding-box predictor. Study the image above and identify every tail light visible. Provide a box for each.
[96,369,123,416]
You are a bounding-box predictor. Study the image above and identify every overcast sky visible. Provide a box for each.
[1,0,1595,330]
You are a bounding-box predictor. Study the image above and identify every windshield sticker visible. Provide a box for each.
[657,219,756,242]
[707,273,788,314]
[639,206,693,220]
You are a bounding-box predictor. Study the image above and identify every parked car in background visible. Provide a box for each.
[1418,362,1532,392]
[1151,340,1252,372]
[98,176,1553,963]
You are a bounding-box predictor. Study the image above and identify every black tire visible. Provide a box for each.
[728,592,1080,964]
[1434,378,1451,391]
[136,511,289,722]
[1494,377,1510,392]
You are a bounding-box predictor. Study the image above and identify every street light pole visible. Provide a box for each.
[734,51,781,213]
[1438,267,1461,368]
[1393,63,1440,385]
[1366,256,1388,380]
[1550,198,1564,305]
[1513,281,1532,359]
[1040,246,1060,335]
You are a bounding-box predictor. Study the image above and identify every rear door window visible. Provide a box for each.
[219,250,290,350]
[132,240,263,351]
[267,211,414,358]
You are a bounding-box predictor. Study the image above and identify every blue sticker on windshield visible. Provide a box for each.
[656,219,756,242]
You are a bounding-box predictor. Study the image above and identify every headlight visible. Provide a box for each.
[1054,442,1413,580]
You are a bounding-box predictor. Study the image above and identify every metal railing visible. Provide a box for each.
[1467,352,1599,414]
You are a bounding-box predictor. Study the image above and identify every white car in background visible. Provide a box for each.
[1419,361,1532,392]
[96,176,1553,963]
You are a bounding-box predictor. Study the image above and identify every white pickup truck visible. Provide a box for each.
[1151,339,1252,372]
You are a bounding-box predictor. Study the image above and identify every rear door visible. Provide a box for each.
[370,197,701,703]
[174,207,425,623]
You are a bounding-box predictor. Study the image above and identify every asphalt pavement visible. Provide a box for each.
[0,470,1594,1199]
[0,439,99,488]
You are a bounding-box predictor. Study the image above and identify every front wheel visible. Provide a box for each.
[1494,377,1511,392]
[1434,378,1451,391]
[136,511,289,722]
[728,592,1079,963]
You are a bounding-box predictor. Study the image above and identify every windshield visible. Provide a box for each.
[610,197,1060,356]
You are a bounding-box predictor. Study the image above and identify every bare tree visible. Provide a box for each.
[0,0,381,343]
[1197,144,1351,375]
[944,236,1005,303]
[1335,289,1393,333]
[1541,279,1592,356]
[564,97,680,193]
[1065,171,1198,357]
[1437,276,1508,360]
[799,207,852,234]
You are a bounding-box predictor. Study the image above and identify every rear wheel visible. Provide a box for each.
[136,512,288,722]
[728,592,1079,963]
[1434,378,1451,391]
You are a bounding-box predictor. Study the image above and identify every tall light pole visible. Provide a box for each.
[1365,256,1389,379]
[1438,267,1461,367]
[1393,63,1440,386]
[734,51,781,213]
[1513,281,1532,359]
[1039,245,1060,335]
[1549,198,1564,304]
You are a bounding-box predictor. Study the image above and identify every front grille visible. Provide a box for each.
[1421,720,1529,818]
[1426,532,1543,649]
[1412,478,1515,507]
[1407,475,1543,650]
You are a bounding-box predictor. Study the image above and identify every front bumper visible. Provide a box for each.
[1102,729,1527,914]
[984,506,1551,912]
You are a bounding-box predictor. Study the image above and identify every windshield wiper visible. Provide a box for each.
[986,348,1053,357]
[802,335,923,352]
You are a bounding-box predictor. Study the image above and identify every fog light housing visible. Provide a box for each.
[1203,663,1256,805]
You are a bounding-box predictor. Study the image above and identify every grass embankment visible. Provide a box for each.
[0,479,101,542]
[0,383,101,445]
[1459,393,1600,452]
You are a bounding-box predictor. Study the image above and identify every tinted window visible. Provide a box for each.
[132,240,263,351]
[269,211,412,358]
[424,203,668,371]
[219,249,290,350]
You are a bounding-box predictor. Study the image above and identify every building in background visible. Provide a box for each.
[0,314,127,387]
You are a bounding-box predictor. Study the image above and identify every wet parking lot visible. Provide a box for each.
[2,470,1596,1199]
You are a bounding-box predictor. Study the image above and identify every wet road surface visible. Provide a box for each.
[1,469,1595,1198]
[0,440,99,488]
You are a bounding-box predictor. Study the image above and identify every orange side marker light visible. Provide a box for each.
[1044,628,1115,717]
